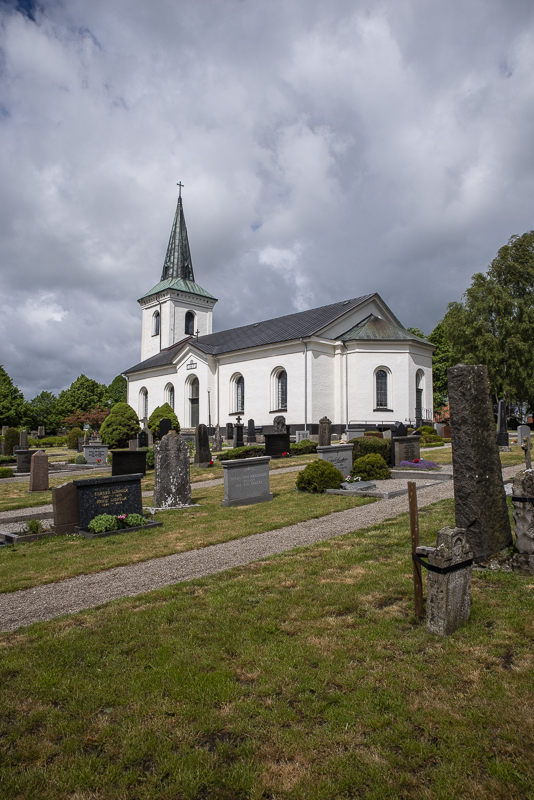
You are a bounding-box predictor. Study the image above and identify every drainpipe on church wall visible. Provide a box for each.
[159,301,162,352]
[344,343,349,434]
[215,356,220,427]
[301,339,308,433]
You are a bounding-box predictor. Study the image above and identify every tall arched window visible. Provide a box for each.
[139,387,148,420]
[165,383,175,411]
[236,375,244,412]
[185,311,195,335]
[189,376,199,427]
[152,311,160,336]
[376,369,388,409]
[277,370,287,411]
[416,370,424,424]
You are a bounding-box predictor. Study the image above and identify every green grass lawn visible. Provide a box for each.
[420,443,526,468]
[1,497,533,799]
[0,472,374,593]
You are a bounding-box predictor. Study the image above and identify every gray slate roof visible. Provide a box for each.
[125,294,375,375]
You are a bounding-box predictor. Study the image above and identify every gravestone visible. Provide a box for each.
[273,415,286,433]
[16,450,38,473]
[1,426,8,436]
[222,456,273,506]
[517,424,530,446]
[51,482,78,534]
[73,474,143,529]
[19,430,29,449]
[264,432,290,458]
[138,430,149,449]
[112,450,147,476]
[226,422,234,441]
[247,419,256,443]
[496,399,509,447]
[0,442,3,455]
[129,438,138,451]
[159,418,173,439]
[511,470,534,575]
[296,430,309,443]
[153,431,191,507]
[78,437,84,452]
[233,423,244,448]
[448,364,512,562]
[317,443,354,478]
[214,424,222,452]
[425,527,473,636]
[521,432,532,470]
[318,416,332,447]
[392,436,420,466]
[194,424,212,467]
[37,426,45,438]
[141,422,153,447]
[391,421,408,439]
[29,451,49,492]
[83,442,109,465]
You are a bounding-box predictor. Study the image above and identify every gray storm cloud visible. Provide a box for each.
[1,0,533,397]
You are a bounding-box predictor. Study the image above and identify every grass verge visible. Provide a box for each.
[1,497,533,799]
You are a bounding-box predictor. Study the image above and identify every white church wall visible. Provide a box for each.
[346,345,414,423]
[140,300,162,361]
[309,346,336,424]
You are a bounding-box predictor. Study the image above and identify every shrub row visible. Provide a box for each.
[217,445,266,461]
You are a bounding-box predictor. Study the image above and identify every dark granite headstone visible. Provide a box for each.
[16,450,38,473]
[194,424,212,467]
[226,422,234,440]
[159,418,173,439]
[233,424,244,448]
[264,433,290,458]
[137,430,149,449]
[73,473,143,530]
[448,364,512,562]
[77,437,84,453]
[51,482,78,534]
[318,416,332,447]
[391,421,408,438]
[112,450,147,476]
[496,399,509,446]
[247,418,256,443]
[273,415,287,433]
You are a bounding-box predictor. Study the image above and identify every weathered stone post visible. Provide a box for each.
[29,450,49,492]
[153,431,191,508]
[510,470,534,575]
[426,526,473,636]
[318,416,332,447]
[448,364,512,562]
[521,435,532,470]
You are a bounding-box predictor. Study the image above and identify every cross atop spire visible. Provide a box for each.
[160,184,194,282]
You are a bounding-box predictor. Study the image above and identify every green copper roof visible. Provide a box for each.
[161,193,194,282]
[342,314,430,343]
[139,278,217,301]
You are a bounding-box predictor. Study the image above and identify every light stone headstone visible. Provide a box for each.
[426,526,473,636]
[19,430,29,449]
[153,431,191,507]
[129,438,138,451]
[1,425,8,437]
[392,436,420,466]
[318,416,332,447]
[222,456,273,506]
[83,443,109,465]
[317,443,354,478]
[214,424,222,452]
[448,364,512,562]
[517,425,530,446]
[194,424,212,467]
[29,450,49,492]
[296,430,309,443]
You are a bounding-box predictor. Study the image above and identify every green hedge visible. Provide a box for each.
[290,440,317,455]
[0,455,16,464]
[349,436,391,463]
[217,446,266,461]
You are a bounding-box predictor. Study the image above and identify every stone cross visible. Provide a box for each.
[194,424,212,467]
[521,435,532,470]
[29,450,49,492]
[425,526,473,636]
[235,415,242,425]
[448,364,512,562]
[153,431,191,507]
[318,416,332,447]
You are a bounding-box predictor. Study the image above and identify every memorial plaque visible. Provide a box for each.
[112,450,147,476]
[83,443,109,465]
[317,444,354,477]
[264,433,290,458]
[222,456,273,507]
[392,436,420,466]
[73,474,143,529]
[159,418,173,438]
[16,450,38,473]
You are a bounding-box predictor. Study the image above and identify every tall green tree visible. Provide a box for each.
[442,230,534,408]
[0,366,25,428]
[23,391,61,433]
[57,375,107,420]
[427,321,453,408]
[106,374,127,406]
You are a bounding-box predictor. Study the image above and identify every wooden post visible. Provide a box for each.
[408,480,424,619]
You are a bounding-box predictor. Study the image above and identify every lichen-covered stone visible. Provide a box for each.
[512,469,534,554]
[153,431,191,508]
[426,526,473,636]
[448,364,512,562]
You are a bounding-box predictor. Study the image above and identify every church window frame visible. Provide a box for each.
[374,367,392,411]
[416,369,424,424]
[271,367,288,412]
[139,387,149,420]
[186,375,200,428]
[230,373,245,414]
[185,311,195,336]
[152,310,160,337]
[165,383,175,411]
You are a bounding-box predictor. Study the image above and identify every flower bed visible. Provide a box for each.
[398,459,438,469]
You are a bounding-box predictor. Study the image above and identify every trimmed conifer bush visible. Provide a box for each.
[0,466,14,479]
[352,453,391,481]
[67,427,84,450]
[100,403,140,449]
[148,403,180,440]
[296,459,344,493]
[349,436,391,463]
[4,428,19,456]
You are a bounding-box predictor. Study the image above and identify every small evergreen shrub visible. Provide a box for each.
[296,460,344,493]
[26,519,41,535]
[148,403,180,440]
[38,436,67,448]
[0,467,14,478]
[416,426,436,435]
[4,428,19,456]
[67,427,84,450]
[100,403,140,449]
[349,436,391,463]
[352,453,391,481]
[88,514,119,533]
[364,430,383,438]
[75,454,87,464]
[217,445,266,461]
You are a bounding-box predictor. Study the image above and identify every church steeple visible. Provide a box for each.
[161,183,194,282]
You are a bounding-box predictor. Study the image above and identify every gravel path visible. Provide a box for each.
[0,464,522,633]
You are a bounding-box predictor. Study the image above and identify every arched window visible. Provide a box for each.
[165,383,175,411]
[376,369,388,409]
[188,376,199,427]
[277,370,287,411]
[152,311,160,336]
[416,370,424,424]
[235,375,244,412]
[139,387,148,420]
[185,311,195,336]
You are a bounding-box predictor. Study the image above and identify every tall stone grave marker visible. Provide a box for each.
[1,425,8,436]
[448,364,512,562]
[194,424,212,467]
[159,418,173,439]
[214,424,222,452]
[138,430,149,449]
[51,482,78,534]
[153,431,191,507]
[510,470,534,575]
[29,450,49,492]
[129,438,138,451]
[247,418,256,443]
[496,399,509,447]
[425,527,473,636]
[37,426,45,438]
[318,416,332,447]
[19,430,29,450]
[233,418,244,448]
[226,422,234,441]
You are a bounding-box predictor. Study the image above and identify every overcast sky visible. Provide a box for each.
[1,0,534,399]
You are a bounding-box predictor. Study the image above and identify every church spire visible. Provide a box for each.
[160,183,195,282]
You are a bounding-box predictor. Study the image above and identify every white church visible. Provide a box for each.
[124,191,434,435]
